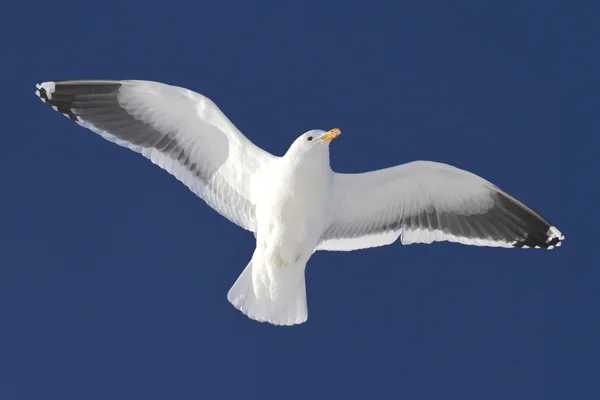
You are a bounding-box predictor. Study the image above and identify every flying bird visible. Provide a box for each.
[35,80,564,326]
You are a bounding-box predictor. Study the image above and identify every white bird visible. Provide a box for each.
[35,79,565,326]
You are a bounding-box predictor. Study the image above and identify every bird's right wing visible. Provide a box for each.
[35,80,278,232]
[318,161,564,251]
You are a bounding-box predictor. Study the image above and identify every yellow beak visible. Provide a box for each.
[319,128,341,142]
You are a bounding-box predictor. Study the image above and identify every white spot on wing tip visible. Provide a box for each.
[548,226,563,239]
[35,89,40,97]
[40,81,56,92]
[38,82,55,99]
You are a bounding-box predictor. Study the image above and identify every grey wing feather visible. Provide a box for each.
[318,161,564,251]
[36,80,276,232]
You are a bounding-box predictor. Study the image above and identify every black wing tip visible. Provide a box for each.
[492,191,564,250]
[34,80,123,98]
[35,80,126,122]
[35,81,79,120]
[34,81,52,102]
[512,225,565,250]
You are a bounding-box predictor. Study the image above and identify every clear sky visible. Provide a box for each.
[1,1,597,399]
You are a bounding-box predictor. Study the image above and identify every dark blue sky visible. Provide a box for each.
[1,1,597,399]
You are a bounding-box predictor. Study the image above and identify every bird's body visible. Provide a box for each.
[230,132,335,324]
[35,79,565,326]
[257,144,332,269]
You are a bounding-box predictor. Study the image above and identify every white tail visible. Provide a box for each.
[227,255,308,326]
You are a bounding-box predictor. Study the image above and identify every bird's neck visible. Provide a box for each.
[277,151,330,189]
[284,150,330,173]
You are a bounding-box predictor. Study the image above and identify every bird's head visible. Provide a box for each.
[285,128,341,163]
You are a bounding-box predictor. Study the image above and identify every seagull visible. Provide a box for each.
[35,79,565,326]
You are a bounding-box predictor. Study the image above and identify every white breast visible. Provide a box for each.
[256,156,333,266]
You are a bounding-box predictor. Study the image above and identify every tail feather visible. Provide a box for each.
[227,259,308,326]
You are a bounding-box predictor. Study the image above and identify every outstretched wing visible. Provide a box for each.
[36,80,277,232]
[318,161,564,251]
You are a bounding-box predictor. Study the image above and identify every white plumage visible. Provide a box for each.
[35,79,565,326]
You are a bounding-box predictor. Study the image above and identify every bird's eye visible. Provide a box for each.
[307,136,313,141]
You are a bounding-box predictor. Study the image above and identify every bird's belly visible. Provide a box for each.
[257,196,326,268]
[258,216,318,268]
[256,165,332,268]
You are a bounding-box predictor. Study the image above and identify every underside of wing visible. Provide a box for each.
[35,80,277,232]
[318,161,564,251]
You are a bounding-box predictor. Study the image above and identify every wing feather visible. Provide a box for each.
[36,79,277,232]
[318,161,564,251]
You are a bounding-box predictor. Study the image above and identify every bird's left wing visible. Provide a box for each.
[36,80,278,232]
[318,161,564,251]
